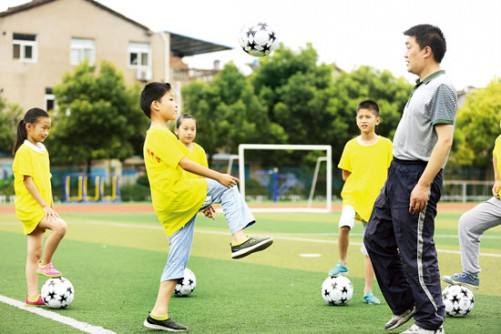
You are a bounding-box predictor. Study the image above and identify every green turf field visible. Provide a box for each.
[1,205,500,333]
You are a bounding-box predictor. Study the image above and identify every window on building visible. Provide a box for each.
[70,38,95,65]
[12,33,37,62]
[45,88,55,111]
[128,42,150,67]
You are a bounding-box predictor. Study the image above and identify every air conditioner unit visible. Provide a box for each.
[136,67,152,81]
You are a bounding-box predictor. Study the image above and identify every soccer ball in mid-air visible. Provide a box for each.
[41,277,74,309]
[174,268,197,297]
[442,284,475,317]
[321,276,353,305]
[239,22,278,57]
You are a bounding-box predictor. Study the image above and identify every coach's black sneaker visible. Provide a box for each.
[143,315,188,332]
[231,236,273,259]
[384,307,415,331]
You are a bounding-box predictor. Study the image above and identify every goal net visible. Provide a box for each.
[237,144,332,213]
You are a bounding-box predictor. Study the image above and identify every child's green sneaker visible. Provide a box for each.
[363,292,381,305]
[328,262,348,277]
[143,314,188,332]
[231,236,273,259]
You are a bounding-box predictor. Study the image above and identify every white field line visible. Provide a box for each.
[0,294,116,334]
[60,220,501,259]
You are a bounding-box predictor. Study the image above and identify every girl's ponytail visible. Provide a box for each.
[12,108,49,155]
[13,120,27,155]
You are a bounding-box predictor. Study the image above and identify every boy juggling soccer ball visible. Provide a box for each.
[140,82,273,332]
[328,100,392,305]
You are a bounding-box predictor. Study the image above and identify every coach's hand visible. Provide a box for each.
[409,183,430,214]
[218,173,239,188]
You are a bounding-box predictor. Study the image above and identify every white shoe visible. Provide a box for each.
[400,324,445,334]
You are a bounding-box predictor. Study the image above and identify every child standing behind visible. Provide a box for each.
[175,114,216,219]
[141,83,273,332]
[12,108,67,306]
[328,100,392,305]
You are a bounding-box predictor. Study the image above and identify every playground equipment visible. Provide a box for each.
[63,174,120,202]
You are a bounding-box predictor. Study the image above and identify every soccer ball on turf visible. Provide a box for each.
[239,22,278,57]
[442,284,475,317]
[321,276,353,305]
[174,268,197,297]
[41,277,74,309]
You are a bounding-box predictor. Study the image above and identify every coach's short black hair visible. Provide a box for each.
[140,82,172,118]
[356,99,380,116]
[404,24,447,63]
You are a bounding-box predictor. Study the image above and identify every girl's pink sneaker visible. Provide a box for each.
[36,262,62,277]
[25,295,45,306]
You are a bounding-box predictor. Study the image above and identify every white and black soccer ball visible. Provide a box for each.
[41,277,74,309]
[442,284,475,317]
[321,276,353,305]
[239,22,278,57]
[174,268,197,297]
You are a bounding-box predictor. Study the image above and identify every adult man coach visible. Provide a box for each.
[364,24,457,334]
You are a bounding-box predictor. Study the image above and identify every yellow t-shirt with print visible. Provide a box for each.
[144,126,207,237]
[339,136,392,222]
[12,141,53,235]
[493,135,501,197]
[182,142,208,178]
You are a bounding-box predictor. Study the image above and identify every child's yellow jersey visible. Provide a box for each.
[493,135,501,197]
[339,136,392,222]
[144,126,207,236]
[12,141,53,234]
[182,142,208,178]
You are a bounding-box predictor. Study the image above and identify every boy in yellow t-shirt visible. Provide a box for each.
[328,100,392,305]
[140,82,273,332]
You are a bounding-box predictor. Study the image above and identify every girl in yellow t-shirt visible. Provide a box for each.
[175,114,214,218]
[12,108,68,306]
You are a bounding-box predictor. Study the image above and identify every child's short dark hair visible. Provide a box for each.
[140,82,172,118]
[356,100,380,116]
[176,114,196,129]
[404,24,446,63]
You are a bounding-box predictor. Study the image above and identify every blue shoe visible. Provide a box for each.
[363,292,381,305]
[442,272,479,289]
[328,263,348,277]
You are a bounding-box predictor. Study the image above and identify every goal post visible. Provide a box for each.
[238,144,332,213]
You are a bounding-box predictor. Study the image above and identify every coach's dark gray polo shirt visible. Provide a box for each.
[393,70,457,162]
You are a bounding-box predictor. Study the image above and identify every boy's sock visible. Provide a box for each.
[150,313,169,321]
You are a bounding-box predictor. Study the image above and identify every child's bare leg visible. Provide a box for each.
[39,217,67,265]
[338,226,350,264]
[26,229,43,298]
[151,280,177,316]
[364,255,375,294]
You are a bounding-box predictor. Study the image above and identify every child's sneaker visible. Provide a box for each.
[363,292,381,305]
[328,262,349,277]
[143,314,188,332]
[25,295,45,306]
[36,262,62,278]
[384,307,415,331]
[442,272,479,289]
[231,236,273,259]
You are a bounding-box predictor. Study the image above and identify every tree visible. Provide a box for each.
[0,97,23,155]
[48,61,146,171]
[182,63,286,160]
[251,45,412,164]
[449,80,501,171]
[324,66,412,162]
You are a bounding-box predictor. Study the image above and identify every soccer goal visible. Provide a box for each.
[238,144,332,213]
